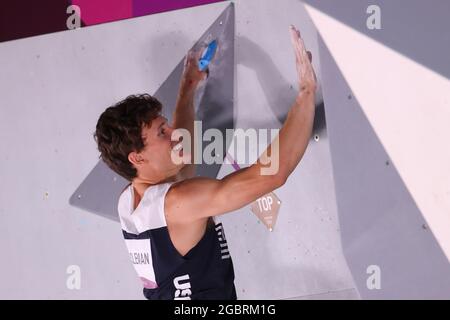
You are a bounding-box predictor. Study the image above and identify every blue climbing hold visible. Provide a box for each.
[198,39,218,72]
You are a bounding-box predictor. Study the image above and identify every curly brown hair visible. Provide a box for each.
[94,94,163,181]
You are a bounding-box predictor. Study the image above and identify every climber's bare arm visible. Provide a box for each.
[165,25,317,224]
[171,49,208,180]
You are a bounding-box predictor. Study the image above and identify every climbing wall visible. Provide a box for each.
[3,0,448,299]
[0,0,358,299]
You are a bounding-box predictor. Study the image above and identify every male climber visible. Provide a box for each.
[94,25,316,300]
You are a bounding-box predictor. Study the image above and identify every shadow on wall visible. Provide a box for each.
[237,36,326,135]
[318,36,450,299]
[303,0,450,81]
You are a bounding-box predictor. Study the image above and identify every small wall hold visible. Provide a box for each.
[314,134,320,142]
[77,194,82,199]
[348,94,352,100]
[422,224,428,230]
[385,160,390,166]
